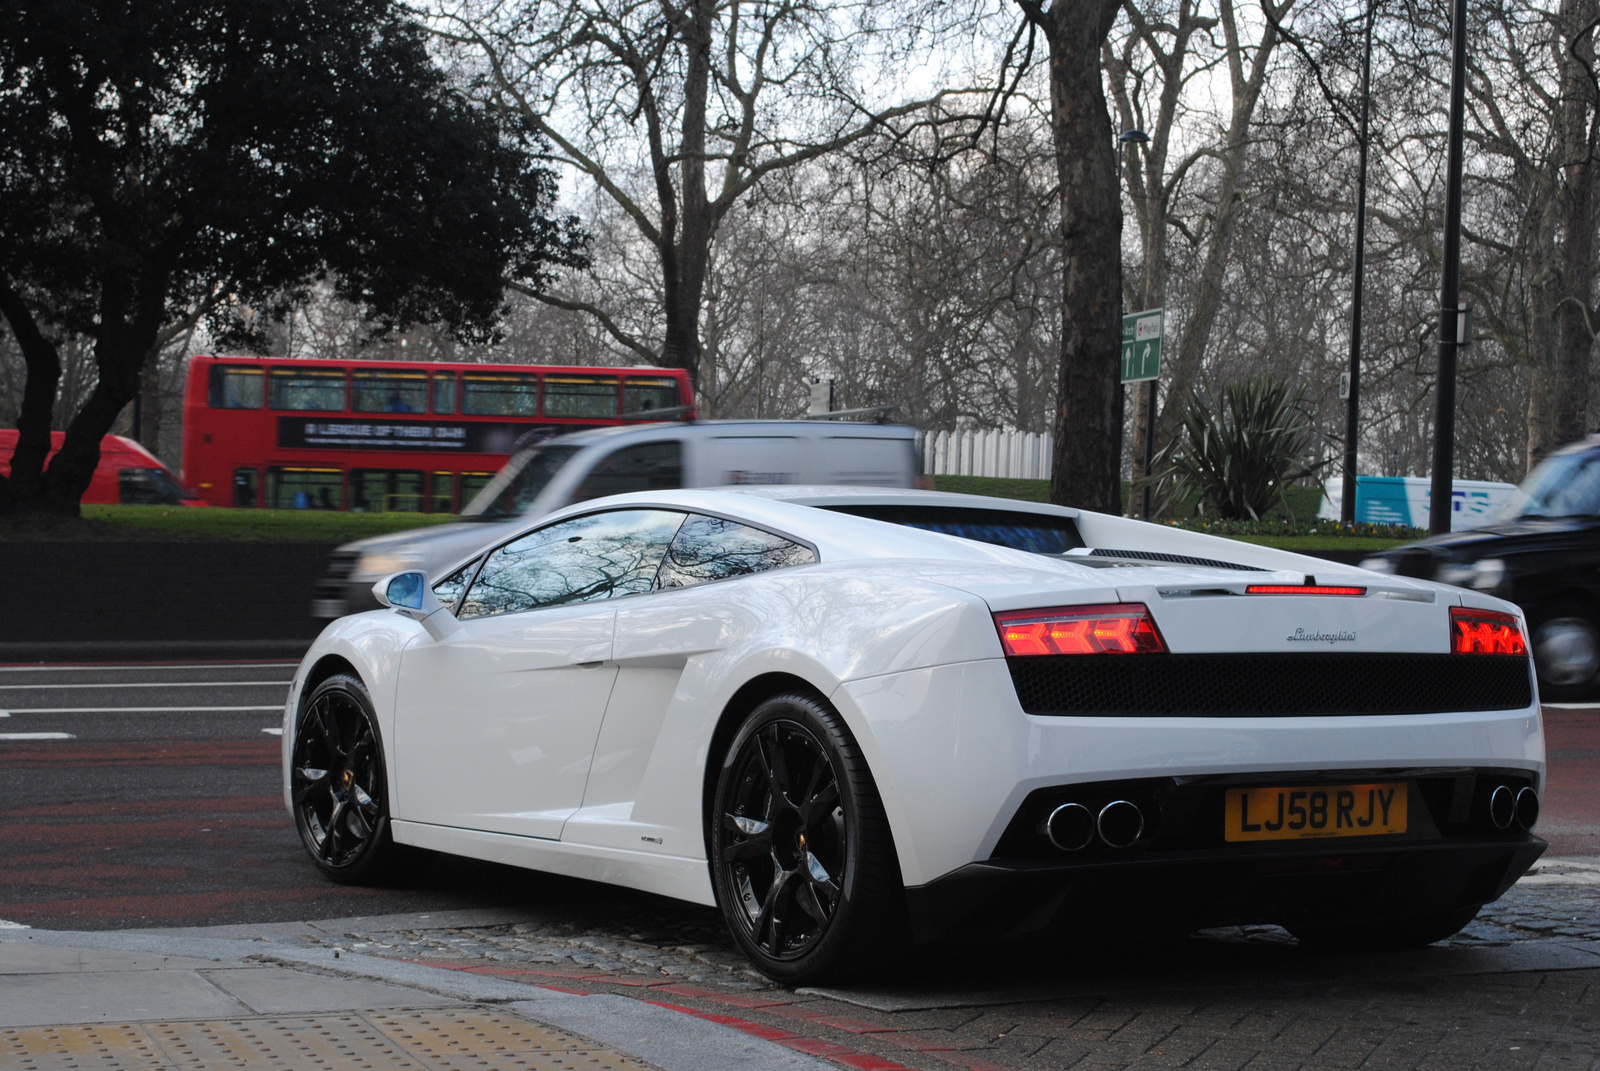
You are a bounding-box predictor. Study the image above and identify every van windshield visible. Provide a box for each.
[461,444,581,521]
[1504,450,1600,519]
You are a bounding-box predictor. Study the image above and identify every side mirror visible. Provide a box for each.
[373,570,461,641]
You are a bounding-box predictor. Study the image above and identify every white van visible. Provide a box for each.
[313,420,921,617]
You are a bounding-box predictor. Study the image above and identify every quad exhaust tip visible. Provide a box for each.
[1045,802,1095,852]
[1489,784,1540,831]
[1097,800,1144,848]
[1488,785,1515,830]
[1044,800,1146,850]
[1515,786,1539,831]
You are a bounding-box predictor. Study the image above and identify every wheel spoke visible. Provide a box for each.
[803,850,841,911]
[320,799,347,860]
[756,726,793,804]
[795,878,831,925]
[346,804,373,840]
[757,868,798,953]
[313,700,344,760]
[722,813,774,862]
[799,781,840,828]
[292,767,330,805]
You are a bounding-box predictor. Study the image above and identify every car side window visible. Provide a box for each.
[571,441,683,503]
[431,556,481,612]
[655,513,817,590]
[458,509,685,620]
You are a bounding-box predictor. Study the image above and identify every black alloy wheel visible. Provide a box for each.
[291,674,397,884]
[711,693,904,984]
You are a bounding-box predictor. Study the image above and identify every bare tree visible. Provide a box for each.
[433,0,974,390]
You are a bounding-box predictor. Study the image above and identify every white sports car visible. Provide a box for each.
[282,488,1545,982]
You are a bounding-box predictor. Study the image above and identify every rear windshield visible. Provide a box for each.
[824,504,1084,555]
[460,444,581,521]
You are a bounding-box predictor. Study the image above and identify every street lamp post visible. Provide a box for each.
[1340,0,1377,526]
[1429,0,1469,536]
[1119,128,1153,518]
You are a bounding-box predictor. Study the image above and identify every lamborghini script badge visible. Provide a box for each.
[1286,628,1357,644]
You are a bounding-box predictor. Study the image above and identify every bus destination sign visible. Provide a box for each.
[277,417,532,454]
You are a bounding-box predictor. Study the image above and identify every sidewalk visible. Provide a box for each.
[6,877,1600,1071]
[0,916,829,1071]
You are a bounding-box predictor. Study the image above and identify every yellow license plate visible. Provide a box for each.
[1224,783,1407,842]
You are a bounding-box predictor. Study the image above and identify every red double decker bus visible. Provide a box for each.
[180,355,694,511]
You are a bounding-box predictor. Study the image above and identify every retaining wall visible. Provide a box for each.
[0,541,336,660]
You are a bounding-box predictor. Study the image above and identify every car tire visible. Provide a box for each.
[1289,905,1479,952]
[1531,605,1600,702]
[290,673,401,885]
[710,692,906,985]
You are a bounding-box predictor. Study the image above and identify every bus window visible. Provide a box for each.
[459,471,496,509]
[432,373,457,414]
[208,365,264,408]
[544,375,619,418]
[269,368,345,411]
[268,467,342,509]
[429,471,454,513]
[461,373,538,415]
[233,468,259,508]
[622,377,681,418]
[351,469,424,513]
[351,371,427,414]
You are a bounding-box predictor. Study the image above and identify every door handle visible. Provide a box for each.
[567,643,610,665]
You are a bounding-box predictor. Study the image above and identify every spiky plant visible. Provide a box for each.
[1156,378,1325,521]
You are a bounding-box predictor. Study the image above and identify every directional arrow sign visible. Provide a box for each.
[1121,308,1163,383]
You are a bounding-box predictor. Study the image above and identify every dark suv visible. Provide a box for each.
[1364,437,1600,700]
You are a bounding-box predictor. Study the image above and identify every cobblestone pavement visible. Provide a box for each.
[279,860,1600,1070]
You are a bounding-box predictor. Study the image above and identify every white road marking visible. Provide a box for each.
[0,920,30,929]
[1,706,286,714]
[261,727,285,736]
[0,733,75,740]
[0,662,299,673]
[0,681,293,690]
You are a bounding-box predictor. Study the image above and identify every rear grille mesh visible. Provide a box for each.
[1007,653,1533,717]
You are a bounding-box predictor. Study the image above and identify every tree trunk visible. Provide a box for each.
[1549,0,1598,457]
[657,0,716,394]
[0,282,63,512]
[1034,0,1125,514]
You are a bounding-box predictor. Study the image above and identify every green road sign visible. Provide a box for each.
[1121,308,1163,383]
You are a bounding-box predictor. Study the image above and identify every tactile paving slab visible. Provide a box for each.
[0,1008,654,1071]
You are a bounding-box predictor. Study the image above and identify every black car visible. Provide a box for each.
[1363,437,1600,700]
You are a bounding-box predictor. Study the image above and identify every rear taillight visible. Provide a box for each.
[994,604,1166,656]
[1450,607,1527,656]
[1245,584,1366,596]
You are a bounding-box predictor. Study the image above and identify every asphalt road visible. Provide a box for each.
[0,660,1595,931]
[0,660,652,931]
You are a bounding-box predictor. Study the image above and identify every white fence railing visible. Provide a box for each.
[920,428,1052,480]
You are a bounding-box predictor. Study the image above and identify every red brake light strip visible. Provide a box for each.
[1245,585,1366,596]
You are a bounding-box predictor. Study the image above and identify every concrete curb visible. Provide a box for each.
[0,926,827,1071]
